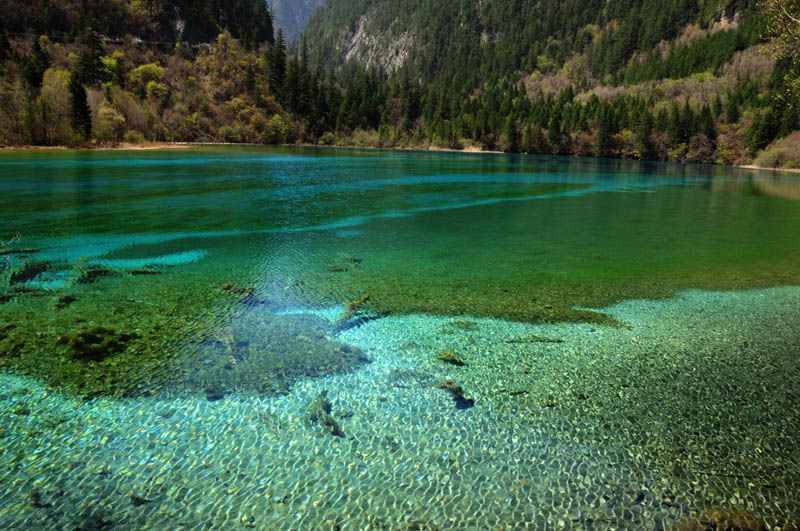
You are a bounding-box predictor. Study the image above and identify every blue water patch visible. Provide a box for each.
[334,228,366,237]
[18,270,71,291]
[94,249,207,268]
[34,233,229,263]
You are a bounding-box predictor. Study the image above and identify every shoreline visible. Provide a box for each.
[3,142,800,173]
[0,141,200,152]
[738,163,800,174]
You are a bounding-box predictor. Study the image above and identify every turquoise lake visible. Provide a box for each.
[1,146,799,529]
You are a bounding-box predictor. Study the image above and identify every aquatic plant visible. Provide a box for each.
[56,327,139,361]
[672,506,768,530]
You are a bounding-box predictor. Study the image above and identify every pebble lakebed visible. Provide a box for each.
[1,287,798,530]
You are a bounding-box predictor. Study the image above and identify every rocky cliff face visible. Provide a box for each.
[340,13,413,73]
[270,0,326,42]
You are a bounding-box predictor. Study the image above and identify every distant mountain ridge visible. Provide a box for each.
[302,0,760,85]
[270,0,326,43]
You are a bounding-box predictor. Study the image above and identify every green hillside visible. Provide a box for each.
[1,0,798,168]
[301,0,799,166]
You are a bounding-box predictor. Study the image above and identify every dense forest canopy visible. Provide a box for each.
[1,0,274,47]
[0,0,799,169]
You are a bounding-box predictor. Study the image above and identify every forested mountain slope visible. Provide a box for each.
[304,0,758,83]
[1,0,274,47]
[0,0,798,169]
[300,0,799,167]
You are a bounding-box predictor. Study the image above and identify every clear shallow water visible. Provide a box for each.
[1,147,799,529]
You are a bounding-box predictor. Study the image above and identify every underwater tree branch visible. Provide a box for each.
[1,233,21,267]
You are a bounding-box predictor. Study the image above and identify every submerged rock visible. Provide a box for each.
[505,335,564,344]
[129,494,152,506]
[56,295,77,309]
[221,283,255,295]
[130,269,162,276]
[308,390,345,437]
[8,260,53,284]
[672,507,766,531]
[437,379,474,409]
[437,349,466,366]
[76,266,119,284]
[204,385,226,401]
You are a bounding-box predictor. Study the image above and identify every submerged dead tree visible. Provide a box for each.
[1,233,21,267]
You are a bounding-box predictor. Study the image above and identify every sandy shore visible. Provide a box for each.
[4,144,799,169]
[0,142,197,152]
[738,163,800,174]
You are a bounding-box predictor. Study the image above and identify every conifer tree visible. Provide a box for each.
[699,104,716,140]
[75,28,105,86]
[69,71,92,140]
[503,116,519,153]
[634,110,655,160]
[21,38,50,90]
[596,105,614,156]
[267,29,287,100]
[522,124,533,153]
[713,94,723,118]
[667,101,683,144]
[725,96,740,124]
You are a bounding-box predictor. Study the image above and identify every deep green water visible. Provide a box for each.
[2,146,800,393]
[1,147,800,528]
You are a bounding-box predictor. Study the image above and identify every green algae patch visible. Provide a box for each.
[0,259,368,398]
[57,326,140,361]
[283,185,800,327]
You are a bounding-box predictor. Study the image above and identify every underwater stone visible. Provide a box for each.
[57,327,139,361]
[129,494,152,506]
[76,266,119,284]
[437,379,474,409]
[130,269,162,276]
[8,260,52,284]
[308,390,344,437]
[672,507,766,531]
[221,283,254,295]
[505,335,564,344]
[437,349,466,366]
[171,313,370,398]
[56,295,77,309]
[29,490,52,508]
[204,385,226,401]
[77,508,113,531]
